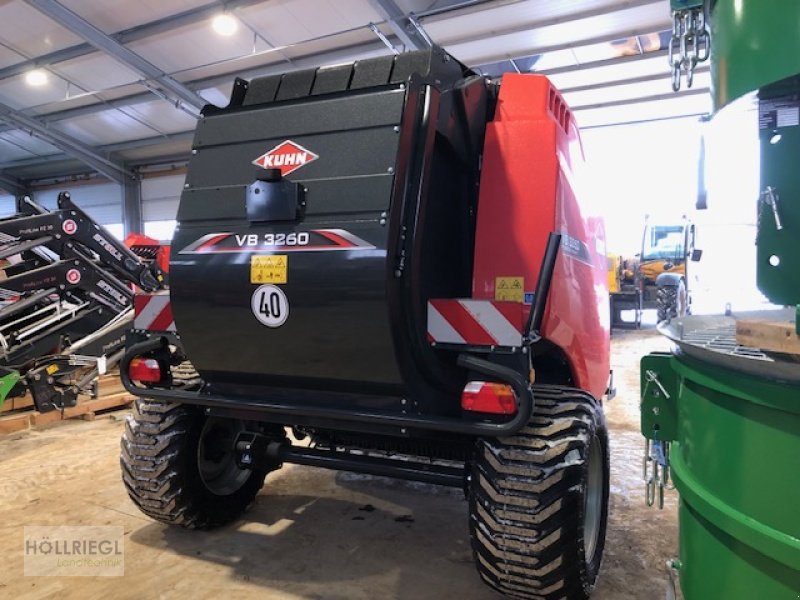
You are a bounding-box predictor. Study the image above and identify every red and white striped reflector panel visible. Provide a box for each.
[427,299,524,347]
[134,292,176,332]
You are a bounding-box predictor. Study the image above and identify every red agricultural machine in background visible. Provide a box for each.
[124,233,170,275]
[122,47,611,599]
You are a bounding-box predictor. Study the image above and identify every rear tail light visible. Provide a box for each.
[128,357,162,383]
[461,381,517,415]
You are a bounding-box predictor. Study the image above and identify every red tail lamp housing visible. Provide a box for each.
[461,381,517,415]
[128,357,163,383]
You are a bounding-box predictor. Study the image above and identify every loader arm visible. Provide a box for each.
[0,193,165,292]
[0,249,133,310]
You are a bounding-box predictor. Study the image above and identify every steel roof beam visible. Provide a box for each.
[0,44,675,137]
[0,0,681,180]
[570,87,710,112]
[437,0,665,47]
[559,65,710,95]
[0,172,27,195]
[126,153,190,169]
[26,0,208,113]
[581,111,708,130]
[0,130,194,170]
[0,0,266,82]
[3,41,674,136]
[467,26,671,69]
[539,47,669,76]
[3,0,645,134]
[369,0,432,51]
[2,88,712,179]
[0,102,132,182]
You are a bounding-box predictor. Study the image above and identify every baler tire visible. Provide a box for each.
[656,285,674,322]
[120,398,267,530]
[656,280,686,323]
[469,385,609,600]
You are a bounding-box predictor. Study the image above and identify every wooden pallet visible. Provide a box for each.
[736,318,800,355]
[0,373,133,435]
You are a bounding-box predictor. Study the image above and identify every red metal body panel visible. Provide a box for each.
[473,74,610,399]
[124,233,171,274]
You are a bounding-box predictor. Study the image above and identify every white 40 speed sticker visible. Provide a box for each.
[251,285,289,327]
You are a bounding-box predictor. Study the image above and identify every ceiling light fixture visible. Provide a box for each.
[212,13,238,36]
[25,69,49,87]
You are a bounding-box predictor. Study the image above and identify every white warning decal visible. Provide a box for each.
[251,284,289,328]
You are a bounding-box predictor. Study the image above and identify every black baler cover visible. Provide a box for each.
[170,47,489,413]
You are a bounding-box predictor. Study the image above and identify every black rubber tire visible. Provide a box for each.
[120,398,268,529]
[656,280,687,322]
[469,385,610,600]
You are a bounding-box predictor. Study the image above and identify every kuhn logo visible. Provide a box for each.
[252,140,318,176]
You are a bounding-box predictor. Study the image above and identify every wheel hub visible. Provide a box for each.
[197,417,252,495]
[583,434,603,562]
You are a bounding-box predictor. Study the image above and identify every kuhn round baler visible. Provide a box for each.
[121,46,611,599]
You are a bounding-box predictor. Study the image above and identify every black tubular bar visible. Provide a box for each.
[279,445,464,487]
[0,236,54,260]
[121,338,534,436]
[0,288,57,321]
[526,232,562,335]
[19,196,48,215]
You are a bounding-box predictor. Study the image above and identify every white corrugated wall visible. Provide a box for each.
[141,173,185,241]
[34,183,123,226]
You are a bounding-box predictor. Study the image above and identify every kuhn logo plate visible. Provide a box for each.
[252,140,318,176]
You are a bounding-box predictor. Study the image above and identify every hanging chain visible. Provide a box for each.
[644,438,672,508]
[642,370,674,509]
[669,7,711,92]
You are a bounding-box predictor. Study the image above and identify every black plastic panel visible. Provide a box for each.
[243,74,281,106]
[312,64,354,95]
[186,127,400,191]
[390,52,432,84]
[177,188,246,222]
[171,220,403,388]
[350,55,395,89]
[177,176,395,224]
[276,68,316,101]
[241,47,469,108]
[196,88,404,149]
[303,175,394,216]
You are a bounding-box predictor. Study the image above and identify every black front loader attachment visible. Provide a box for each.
[0,193,166,412]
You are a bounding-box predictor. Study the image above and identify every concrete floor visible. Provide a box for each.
[0,328,678,600]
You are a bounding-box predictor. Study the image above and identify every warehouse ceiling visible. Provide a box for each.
[0,0,710,192]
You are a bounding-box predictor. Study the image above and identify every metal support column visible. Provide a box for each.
[0,172,28,197]
[123,174,143,236]
[14,194,27,213]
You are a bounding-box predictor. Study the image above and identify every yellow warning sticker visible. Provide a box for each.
[46,364,59,375]
[251,255,288,284]
[495,276,524,302]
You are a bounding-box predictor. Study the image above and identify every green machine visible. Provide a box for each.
[641,1,800,598]
[0,369,22,411]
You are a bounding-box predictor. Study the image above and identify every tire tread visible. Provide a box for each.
[469,385,609,600]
